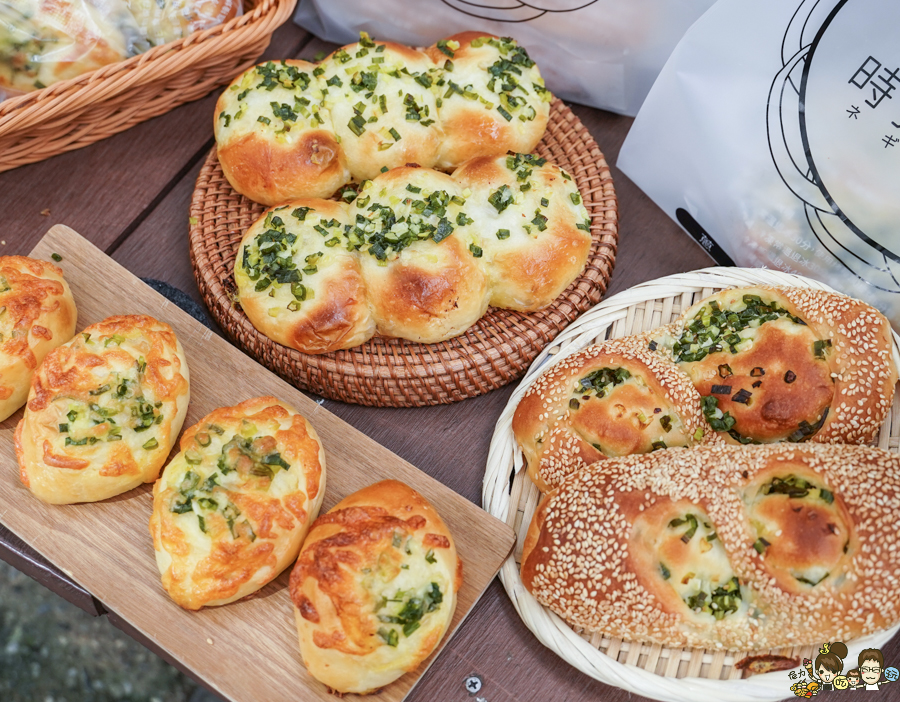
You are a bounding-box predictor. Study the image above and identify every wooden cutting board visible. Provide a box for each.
[0,225,516,701]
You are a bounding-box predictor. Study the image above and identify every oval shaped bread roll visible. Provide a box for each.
[521,444,900,650]
[150,397,325,610]
[665,286,897,445]
[453,152,592,311]
[290,480,462,694]
[513,334,718,493]
[16,315,190,504]
[320,38,443,181]
[351,167,489,343]
[424,33,551,169]
[235,200,375,353]
[215,59,349,205]
[0,256,77,421]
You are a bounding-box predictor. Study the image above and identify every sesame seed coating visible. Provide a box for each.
[520,443,900,651]
[512,330,717,493]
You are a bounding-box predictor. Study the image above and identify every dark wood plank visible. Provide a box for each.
[0,21,312,258]
[0,523,104,617]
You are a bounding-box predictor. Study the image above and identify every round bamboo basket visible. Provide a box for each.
[0,0,296,172]
[482,267,900,702]
[188,98,618,407]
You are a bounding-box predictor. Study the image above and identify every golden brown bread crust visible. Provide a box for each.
[234,159,590,350]
[150,397,325,610]
[215,59,350,205]
[213,33,550,203]
[452,154,592,311]
[0,256,77,421]
[354,169,489,342]
[17,314,190,504]
[521,444,900,650]
[235,199,375,354]
[290,480,461,694]
[513,334,718,493]
[217,129,348,205]
[670,286,896,445]
[424,33,551,169]
[321,42,443,181]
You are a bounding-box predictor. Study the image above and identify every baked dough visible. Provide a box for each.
[234,158,592,353]
[213,32,551,205]
[235,199,375,353]
[16,314,189,504]
[513,334,718,493]
[319,39,442,181]
[215,59,349,205]
[424,32,551,169]
[521,444,900,650]
[663,286,896,445]
[453,152,592,311]
[290,480,462,694]
[0,256,77,421]
[351,167,489,343]
[150,396,325,610]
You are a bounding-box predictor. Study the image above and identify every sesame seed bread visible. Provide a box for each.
[665,286,897,445]
[513,332,718,493]
[213,33,551,206]
[150,397,325,610]
[16,315,190,504]
[289,480,462,694]
[521,444,900,651]
[0,256,77,422]
[234,157,589,352]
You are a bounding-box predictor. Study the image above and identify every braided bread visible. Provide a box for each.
[235,155,591,352]
[521,444,900,650]
[214,32,552,206]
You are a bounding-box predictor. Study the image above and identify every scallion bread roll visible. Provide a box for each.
[214,32,551,206]
[234,157,591,353]
[150,396,326,610]
[16,315,190,504]
[290,480,461,694]
[0,256,77,422]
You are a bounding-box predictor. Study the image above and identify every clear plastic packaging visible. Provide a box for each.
[0,0,242,100]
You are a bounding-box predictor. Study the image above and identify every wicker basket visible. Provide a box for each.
[189,98,618,407]
[482,267,900,702]
[0,0,296,172]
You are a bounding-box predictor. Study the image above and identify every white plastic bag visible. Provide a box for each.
[619,0,900,326]
[293,0,716,116]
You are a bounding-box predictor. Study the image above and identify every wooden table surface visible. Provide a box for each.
[3,20,898,702]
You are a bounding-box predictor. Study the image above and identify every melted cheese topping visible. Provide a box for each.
[152,397,324,609]
[18,315,189,504]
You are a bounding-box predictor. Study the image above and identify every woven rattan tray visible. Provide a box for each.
[0,0,295,172]
[482,267,900,702]
[189,98,618,407]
